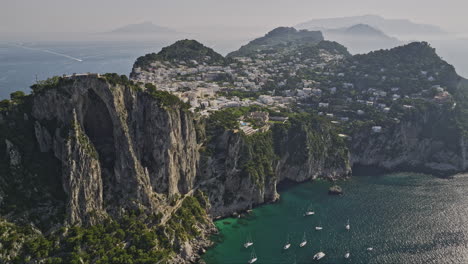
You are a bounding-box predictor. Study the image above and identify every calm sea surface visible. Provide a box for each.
[203,173,468,264]
[0,41,168,99]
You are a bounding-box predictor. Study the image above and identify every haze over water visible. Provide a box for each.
[203,173,468,264]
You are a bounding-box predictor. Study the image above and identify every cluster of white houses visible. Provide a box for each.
[129,51,452,136]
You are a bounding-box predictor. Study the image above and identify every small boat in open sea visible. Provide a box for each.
[313,252,326,260]
[299,232,307,247]
[244,235,253,248]
[283,234,291,250]
[304,204,315,216]
[344,252,350,259]
[346,219,350,230]
[315,221,323,231]
[366,247,373,251]
[248,249,257,263]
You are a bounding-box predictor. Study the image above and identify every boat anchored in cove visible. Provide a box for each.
[244,235,253,248]
[304,204,315,216]
[247,248,257,264]
[283,234,291,250]
[299,232,307,247]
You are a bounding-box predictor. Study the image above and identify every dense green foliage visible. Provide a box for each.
[0,191,209,264]
[329,42,459,95]
[30,76,74,94]
[239,132,277,185]
[0,98,66,230]
[145,83,190,110]
[228,27,324,57]
[272,113,349,169]
[134,39,226,69]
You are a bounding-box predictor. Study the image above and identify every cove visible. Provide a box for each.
[203,173,468,264]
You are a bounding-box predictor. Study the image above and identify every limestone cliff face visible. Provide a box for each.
[198,131,278,217]
[273,119,352,182]
[350,109,468,175]
[31,75,198,225]
[198,117,351,218]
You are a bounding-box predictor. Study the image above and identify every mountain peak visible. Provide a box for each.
[228,27,323,57]
[110,21,176,34]
[133,39,225,69]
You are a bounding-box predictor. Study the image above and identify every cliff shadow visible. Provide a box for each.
[83,89,116,179]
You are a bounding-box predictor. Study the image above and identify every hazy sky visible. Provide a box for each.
[1,0,468,34]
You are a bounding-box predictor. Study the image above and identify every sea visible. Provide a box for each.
[0,41,169,99]
[203,173,468,264]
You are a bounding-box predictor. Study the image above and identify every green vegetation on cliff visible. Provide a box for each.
[240,132,277,186]
[0,97,66,230]
[134,39,226,69]
[0,191,209,264]
[228,27,324,57]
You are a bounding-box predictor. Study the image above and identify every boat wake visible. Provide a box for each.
[12,44,83,62]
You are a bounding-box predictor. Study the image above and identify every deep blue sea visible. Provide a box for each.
[203,173,468,264]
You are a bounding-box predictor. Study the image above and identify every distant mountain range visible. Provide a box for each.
[296,15,447,37]
[323,24,403,54]
[108,21,177,34]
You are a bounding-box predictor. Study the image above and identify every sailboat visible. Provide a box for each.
[345,219,350,230]
[313,238,325,260]
[315,221,323,231]
[313,252,326,260]
[248,248,257,264]
[304,204,315,216]
[283,234,291,250]
[244,235,253,248]
[299,232,307,247]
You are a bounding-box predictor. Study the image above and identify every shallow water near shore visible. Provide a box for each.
[203,173,468,264]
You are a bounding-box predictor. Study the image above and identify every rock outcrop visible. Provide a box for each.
[30,75,200,225]
[350,106,468,175]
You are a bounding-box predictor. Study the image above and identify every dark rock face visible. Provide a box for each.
[350,113,468,176]
[31,75,198,225]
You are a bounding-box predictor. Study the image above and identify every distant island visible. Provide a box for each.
[296,14,447,37]
[323,24,403,54]
[107,21,177,34]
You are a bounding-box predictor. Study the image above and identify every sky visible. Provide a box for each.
[1,0,468,35]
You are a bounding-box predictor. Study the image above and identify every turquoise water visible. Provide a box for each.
[203,173,468,264]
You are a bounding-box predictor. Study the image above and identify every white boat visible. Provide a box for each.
[304,204,315,216]
[244,235,253,248]
[283,234,291,250]
[344,252,350,259]
[313,252,325,260]
[345,219,350,230]
[315,221,323,231]
[248,249,257,264]
[366,247,373,251]
[299,232,307,247]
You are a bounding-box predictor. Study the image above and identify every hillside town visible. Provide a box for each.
[130,40,454,136]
